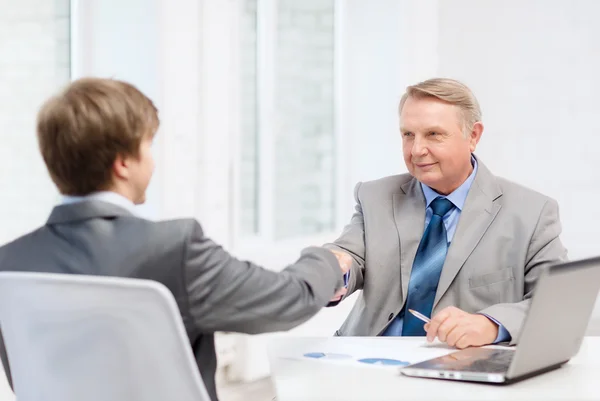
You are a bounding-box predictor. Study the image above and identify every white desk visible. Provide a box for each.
[268,337,600,401]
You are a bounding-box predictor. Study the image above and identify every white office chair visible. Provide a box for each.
[0,272,211,401]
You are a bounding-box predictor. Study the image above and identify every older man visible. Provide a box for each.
[327,78,567,348]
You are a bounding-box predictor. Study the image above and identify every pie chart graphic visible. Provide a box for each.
[303,352,353,360]
[357,358,409,366]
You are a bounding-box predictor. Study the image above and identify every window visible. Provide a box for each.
[0,0,71,244]
[238,0,337,241]
[239,0,260,236]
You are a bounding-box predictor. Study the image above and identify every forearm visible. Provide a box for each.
[186,242,343,334]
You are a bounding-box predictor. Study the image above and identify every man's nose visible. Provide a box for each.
[411,136,427,157]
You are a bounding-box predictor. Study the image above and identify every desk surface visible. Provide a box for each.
[268,336,600,401]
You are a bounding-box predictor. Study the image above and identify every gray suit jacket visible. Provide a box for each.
[327,158,567,344]
[0,201,343,401]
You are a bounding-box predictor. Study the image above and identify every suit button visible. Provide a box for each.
[388,313,394,321]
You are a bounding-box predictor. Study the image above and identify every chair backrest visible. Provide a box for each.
[0,272,210,401]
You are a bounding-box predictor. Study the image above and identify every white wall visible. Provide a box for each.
[437,0,600,260]
[435,0,600,330]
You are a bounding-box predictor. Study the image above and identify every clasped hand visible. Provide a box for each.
[329,249,351,301]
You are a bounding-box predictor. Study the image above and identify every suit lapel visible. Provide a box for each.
[393,178,426,304]
[433,160,503,308]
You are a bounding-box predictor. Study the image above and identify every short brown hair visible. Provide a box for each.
[37,77,159,195]
[399,78,481,136]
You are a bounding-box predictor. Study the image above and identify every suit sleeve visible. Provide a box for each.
[479,198,568,344]
[324,182,367,304]
[182,220,344,334]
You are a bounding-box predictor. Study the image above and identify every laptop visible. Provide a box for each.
[400,256,600,384]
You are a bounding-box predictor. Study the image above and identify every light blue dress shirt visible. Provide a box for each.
[381,157,510,343]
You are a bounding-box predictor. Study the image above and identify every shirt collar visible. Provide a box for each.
[61,191,137,214]
[421,156,478,211]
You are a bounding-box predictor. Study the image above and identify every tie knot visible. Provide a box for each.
[431,197,454,217]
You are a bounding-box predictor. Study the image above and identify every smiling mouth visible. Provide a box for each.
[415,162,436,168]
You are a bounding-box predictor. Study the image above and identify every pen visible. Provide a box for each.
[408,309,431,324]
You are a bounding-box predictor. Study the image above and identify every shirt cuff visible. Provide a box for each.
[481,314,512,344]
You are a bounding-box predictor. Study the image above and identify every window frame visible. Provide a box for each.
[231,0,349,260]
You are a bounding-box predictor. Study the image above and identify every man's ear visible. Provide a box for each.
[112,153,130,180]
[469,122,484,152]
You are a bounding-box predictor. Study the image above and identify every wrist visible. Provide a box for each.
[477,314,499,343]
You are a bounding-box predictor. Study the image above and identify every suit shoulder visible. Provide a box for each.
[358,173,414,195]
[495,176,556,206]
[152,218,203,239]
[0,226,45,255]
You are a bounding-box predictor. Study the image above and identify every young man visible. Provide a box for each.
[0,78,349,401]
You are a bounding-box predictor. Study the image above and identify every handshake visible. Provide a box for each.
[329,249,352,302]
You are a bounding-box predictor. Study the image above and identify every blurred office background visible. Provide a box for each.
[1,0,599,399]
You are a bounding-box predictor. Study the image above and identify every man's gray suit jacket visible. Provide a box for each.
[0,201,343,401]
[327,158,568,344]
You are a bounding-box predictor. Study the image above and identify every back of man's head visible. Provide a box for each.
[37,78,159,196]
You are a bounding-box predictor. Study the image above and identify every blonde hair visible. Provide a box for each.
[37,77,159,195]
[399,78,481,136]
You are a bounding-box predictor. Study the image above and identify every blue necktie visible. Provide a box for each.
[402,197,454,336]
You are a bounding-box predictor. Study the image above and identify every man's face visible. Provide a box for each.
[128,135,155,204]
[400,96,482,195]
